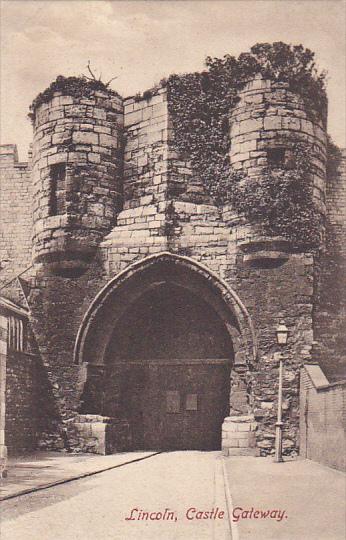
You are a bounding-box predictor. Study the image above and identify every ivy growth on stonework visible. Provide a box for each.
[166,42,331,247]
[326,135,343,180]
[219,142,322,247]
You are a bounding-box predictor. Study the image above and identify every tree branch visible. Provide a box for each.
[86,60,97,81]
[105,76,118,87]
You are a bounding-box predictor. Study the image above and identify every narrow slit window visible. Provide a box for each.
[49,163,66,216]
[7,316,26,352]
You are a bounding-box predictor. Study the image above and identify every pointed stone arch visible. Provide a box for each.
[74,252,257,368]
[72,252,259,452]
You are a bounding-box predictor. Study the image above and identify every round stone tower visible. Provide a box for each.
[228,75,327,258]
[31,80,123,276]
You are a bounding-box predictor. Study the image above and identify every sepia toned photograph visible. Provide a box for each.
[0,1,345,538]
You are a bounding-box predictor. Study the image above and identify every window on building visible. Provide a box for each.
[7,316,26,352]
[49,163,66,216]
[267,148,286,168]
[267,148,295,170]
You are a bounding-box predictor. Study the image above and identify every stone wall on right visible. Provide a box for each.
[313,149,346,381]
[300,364,346,471]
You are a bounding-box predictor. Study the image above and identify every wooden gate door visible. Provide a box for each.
[141,359,230,451]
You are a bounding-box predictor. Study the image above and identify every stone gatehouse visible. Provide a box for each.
[0,52,345,467]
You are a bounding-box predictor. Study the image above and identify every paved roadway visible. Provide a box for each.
[0,451,231,540]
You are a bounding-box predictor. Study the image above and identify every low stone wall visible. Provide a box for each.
[65,415,130,454]
[5,350,41,454]
[300,364,346,471]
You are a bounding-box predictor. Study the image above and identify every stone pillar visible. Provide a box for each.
[222,360,259,457]
[222,415,259,457]
[0,313,8,478]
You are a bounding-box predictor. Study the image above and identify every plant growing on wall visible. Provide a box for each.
[29,74,121,121]
[219,142,322,247]
[167,41,329,247]
[167,71,234,197]
[326,135,343,180]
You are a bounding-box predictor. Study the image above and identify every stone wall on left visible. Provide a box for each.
[0,145,32,285]
[5,350,41,454]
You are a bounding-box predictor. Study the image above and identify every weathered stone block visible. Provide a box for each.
[238,422,252,432]
[73,131,99,145]
[222,438,239,448]
[237,118,263,135]
[124,109,143,127]
[99,134,118,148]
[281,116,301,131]
[263,116,282,130]
[238,438,250,447]
[222,423,238,432]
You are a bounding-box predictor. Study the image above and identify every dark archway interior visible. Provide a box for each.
[78,257,243,375]
[105,283,233,361]
[100,283,233,451]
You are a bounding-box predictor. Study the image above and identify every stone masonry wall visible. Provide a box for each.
[104,213,313,456]
[230,251,314,456]
[26,262,108,433]
[31,89,123,275]
[5,350,41,454]
[230,76,327,217]
[102,89,171,272]
[101,81,325,457]
[123,89,169,208]
[313,150,346,381]
[300,365,346,471]
[0,145,33,285]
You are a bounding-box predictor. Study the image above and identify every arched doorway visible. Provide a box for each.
[75,253,256,452]
[103,283,233,450]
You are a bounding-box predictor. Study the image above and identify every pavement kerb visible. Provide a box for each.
[0,452,161,502]
[301,457,346,477]
[222,456,240,540]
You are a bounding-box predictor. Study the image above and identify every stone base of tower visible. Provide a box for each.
[221,415,260,457]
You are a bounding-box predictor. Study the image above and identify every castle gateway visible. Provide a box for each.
[74,253,254,452]
[0,44,345,463]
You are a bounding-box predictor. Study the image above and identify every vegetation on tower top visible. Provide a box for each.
[29,75,121,118]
